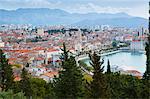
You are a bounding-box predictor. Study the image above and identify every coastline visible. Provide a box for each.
[76,49,146,74]
[76,49,145,62]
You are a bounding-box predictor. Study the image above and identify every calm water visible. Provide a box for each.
[83,51,146,73]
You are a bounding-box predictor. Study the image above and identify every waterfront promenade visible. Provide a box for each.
[76,50,121,62]
[76,49,145,62]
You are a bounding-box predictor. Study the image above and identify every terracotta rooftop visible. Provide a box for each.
[42,71,58,78]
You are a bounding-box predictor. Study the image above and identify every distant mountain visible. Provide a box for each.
[74,17,148,28]
[0,8,148,28]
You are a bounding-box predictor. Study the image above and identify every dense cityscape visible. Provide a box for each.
[0,0,150,99]
[0,24,148,80]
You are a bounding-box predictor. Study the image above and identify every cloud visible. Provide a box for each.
[65,3,131,14]
[1,0,124,13]
[0,0,61,9]
[0,0,148,18]
[127,4,149,19]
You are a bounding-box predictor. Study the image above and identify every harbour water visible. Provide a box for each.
[83,51,146,73]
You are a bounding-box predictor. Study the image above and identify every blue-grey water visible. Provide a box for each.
[83,51,146,73]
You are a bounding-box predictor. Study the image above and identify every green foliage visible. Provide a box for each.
[25,63,29,68]
[54,56,84,98]
[61,42,69,62]
[54,44,84,98]
[19,68,49,98]
[0,90,26,99]
[105,73,149,99]
[20,68,32,97]
[143,34,150,80]
[29,77,47,98]
[12,64,22,68]
[0,49,14,91]
[112,40,118,48]
[12,81,21,94]
[13,74,51,98]
[44,82,55,98]
[141,24,150,98]
[140,79,150,99]
[14,92,26,99]
[0,90,14,99]
[0,45,150,99]
[106,59,111,74]
[79,60,93,72]
[60,42,69,69]
[83,73,92,83]
[89,52,110,98]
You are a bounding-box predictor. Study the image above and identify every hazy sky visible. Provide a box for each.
[0,0,149,18]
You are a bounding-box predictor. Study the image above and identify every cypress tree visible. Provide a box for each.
[143,2,150,80]
[141,2,150,99]
[54,43,84,98]
[142,4,150,97]
[106,59,111,74]
[0,49,14,91]
[143,34,150,80]
[25,63,29,68]
[89,52,110,98]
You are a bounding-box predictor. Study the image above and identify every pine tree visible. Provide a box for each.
[20,67,32,97]
[61,42,69,61]
[54,43,84,98]
[45,81,55,98]
[60,42,69,69]
[106,59,111,74]
[89,52,110,98]
[0,49,14,91]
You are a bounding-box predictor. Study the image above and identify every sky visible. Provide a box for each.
[0,0,149,18]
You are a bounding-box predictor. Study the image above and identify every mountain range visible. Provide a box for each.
[0,8,148,28]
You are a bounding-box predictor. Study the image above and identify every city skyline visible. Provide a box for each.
[0,0,149,19]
